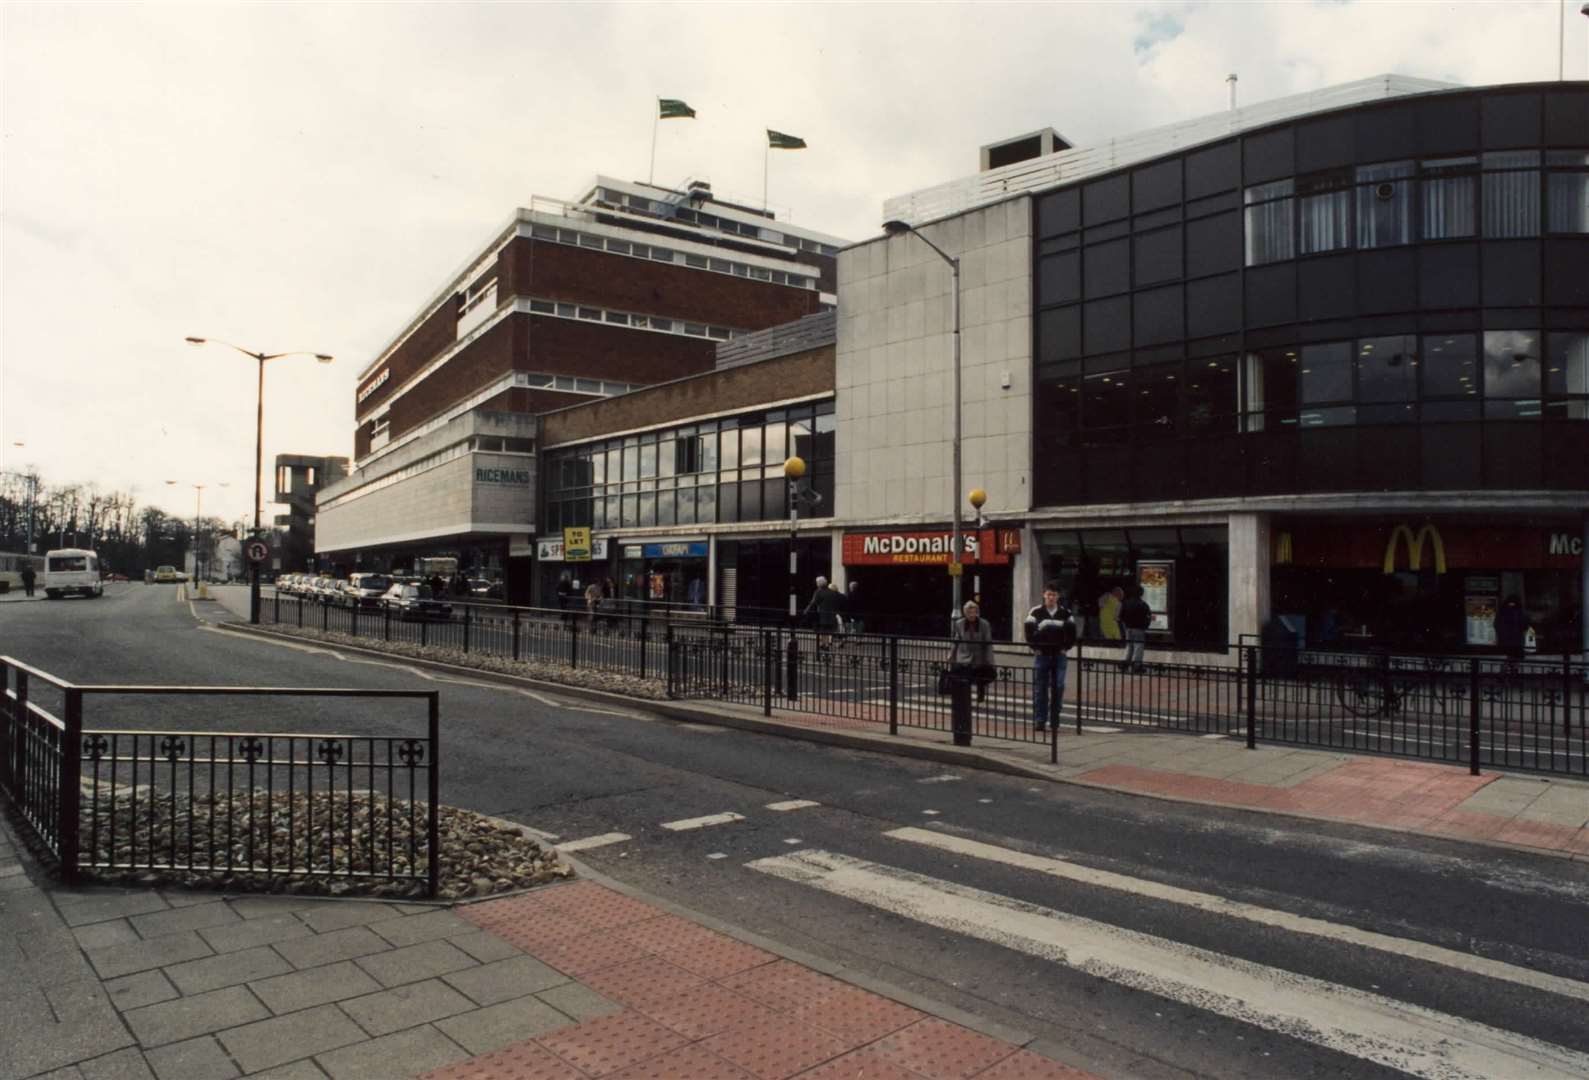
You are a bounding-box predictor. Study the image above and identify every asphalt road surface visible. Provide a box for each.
[7,584,1589,1079]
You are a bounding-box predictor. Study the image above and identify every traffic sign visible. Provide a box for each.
[244,539,270,564]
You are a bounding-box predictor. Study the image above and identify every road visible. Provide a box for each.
[7,584,1589,1079]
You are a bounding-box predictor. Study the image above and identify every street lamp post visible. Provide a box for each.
[166,481,228,585]
[185,337,332,623]
[882,220,964,628]
[784,455,808,701]
[11,442,37,555]
[968,488,987,605]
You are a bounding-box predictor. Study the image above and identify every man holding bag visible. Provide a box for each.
[1025,582,1078,732]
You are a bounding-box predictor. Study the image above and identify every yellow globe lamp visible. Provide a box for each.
[784,455,807,480]
[968,488,987,510]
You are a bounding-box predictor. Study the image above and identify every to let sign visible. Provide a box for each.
[563,527,592,562]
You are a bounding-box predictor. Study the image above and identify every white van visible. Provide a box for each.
[44,548,104,599]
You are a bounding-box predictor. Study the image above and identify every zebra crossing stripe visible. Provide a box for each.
[661,812,746,831]
[556,832,630,852]
[748,849,1589,1080]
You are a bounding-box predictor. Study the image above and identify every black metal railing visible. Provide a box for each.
[0,657,440,894]
[663,628,1588,777]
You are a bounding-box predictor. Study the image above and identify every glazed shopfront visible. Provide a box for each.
[1270,518,1586,653]
[841,527,1023,639]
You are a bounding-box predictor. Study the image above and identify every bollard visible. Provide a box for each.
[888,636,899,736]
[512,610,520,661]
[1468,657,1481,776]
[463,607,471,654]
[1245,645,1258,749]
[949,670,973,747]
[762,629,773,717]
[786,631,801,702]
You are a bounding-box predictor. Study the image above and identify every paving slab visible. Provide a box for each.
[217,1004,368,1074]
[369,909,476,948]
[297,901,406,934]
[76,1047,156,1080]
[164,943,292,995]
[442,954,570,1006]
[74,919,141,951]
[88,931,213,980]
[199,911,315,954]
[340,978,475,1037]
[247,1061,331,1080]
[226,896,326,921]
[533,982,624,1023]
[249,960,384,1015]
[355,938,477,988]
[122,984,271,1048]
[130,902,242,941]
[433,994,578,1055]
[273,926,390,970]
[314,1024,468,1080]
[448,929,523,963]
[58,891,172,929]
[104,970,180,1012]
[142,1035,240,1080]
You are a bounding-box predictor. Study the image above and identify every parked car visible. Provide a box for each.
[311,577,343,603]
[344,573,392,609]
[380,582,452,620]
[153,565,180,584]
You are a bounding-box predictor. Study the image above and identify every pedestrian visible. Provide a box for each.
[1495,595,1529,662]
[1120,585,1152,673]
[946,600,996,702]
[1024,582,1078,732]
[20,561,36,598]
[1099,586,1124,641]
[845,580,863,635]
[802,575,841,650]
[584,579,603,633]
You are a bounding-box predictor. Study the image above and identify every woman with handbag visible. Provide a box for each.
[945,600,996,702]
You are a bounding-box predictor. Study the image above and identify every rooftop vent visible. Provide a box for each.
[687,179,713,201]
[980,128,1072,172]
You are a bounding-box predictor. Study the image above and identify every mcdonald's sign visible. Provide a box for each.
[1274,531,1293,565]
[1382,524,1446,575]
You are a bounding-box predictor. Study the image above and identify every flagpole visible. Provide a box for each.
[763,142,769,210]
[650,100,659,185]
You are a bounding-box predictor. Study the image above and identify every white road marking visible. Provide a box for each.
[784,838,802,845]
[556,832,630,852]
[918,774,962,784]
[920,810,941,816]
[766,800,821,812]
[674,722,723,732]
[886,827,1589,1005]
[707,852,728,860]
[749,849,1589,1080]
[660,812,746,832]
[1201,733,1231,739]
[978,798,993,804]
[513,824,560,842]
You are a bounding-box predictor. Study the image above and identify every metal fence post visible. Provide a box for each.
[639,616,649,681]
[1245,645,1258,749]
[786,630,800,703]
[426,691,440,899]
[569,618,579,670]
[350,606,358,638]
[665,624,675,698]
[1469,657,1481,776]
[888,636,899,736]
[59,687,82,884]
[463,608,471,654]
[1564,652,1573,740]
[763,629,773,717]
[322,601,329,632]
[1074,643,1084,735]
[719,626,730,697]
[273,589,280,623]
[512,611,521,662]
[420,614,428,647]
[383,606,391,642]
[297,597,303,628]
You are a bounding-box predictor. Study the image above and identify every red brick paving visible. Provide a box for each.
[428,886,1099,1080]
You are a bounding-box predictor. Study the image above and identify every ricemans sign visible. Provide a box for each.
[475,467,530,484]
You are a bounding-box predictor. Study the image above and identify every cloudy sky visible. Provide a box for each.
[3,0,1585,523]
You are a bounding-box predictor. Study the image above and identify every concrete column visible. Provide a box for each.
[829,531,846,589]
[1228,512,1271,646]
[707,535,718,609]
[1581,514,1588,656]
[1012,523,1042,640]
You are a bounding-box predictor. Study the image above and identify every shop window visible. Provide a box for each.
[1355,161,1414,248]
[1546,151,1589,233]
[1482,151,1541,238]
[1421,156,1477,239]
[638,492,656,527]
[1298,170,1352,255]
[1482,330,1542,419]
[639,441,657,480]
[741,426,763,468]
[1035,364,1082,452]
[1545,332,1589,420]
[1244,179,1294,266]
[1355,334,1418,409]
[1185,355,1239,434]
[1299,342,1353,426]
[763,421,787,465]
[1241,349,1298,431]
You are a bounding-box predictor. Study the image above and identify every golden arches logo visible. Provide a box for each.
[1274,531,1293,565]
[1382,524,1446,575]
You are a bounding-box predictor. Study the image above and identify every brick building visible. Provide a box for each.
[315,176,847,599]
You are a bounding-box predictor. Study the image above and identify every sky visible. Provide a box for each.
[3,0,1586,524]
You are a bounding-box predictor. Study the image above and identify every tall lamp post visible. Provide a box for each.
[882,219,964,627]
[968,488,987,605]
[166,481,228,585]
[185,337,332,623]
[11,442,38,555]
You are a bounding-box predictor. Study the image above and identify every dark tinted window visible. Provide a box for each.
[1082,174,1130,226]
[1421,333,1479,398]
[1133,227,1182,286]
[1355,335,1417,402]
[1132,159,1182,212]
[1186,273,1241,338]
[1132,284,1183,346]
[1186,140,1240,199]
[1037,306,1082,363]
[1483,330,1542,399]
[1186,211,1243,277]
[1134,363,1180,438]
[1036,189,1081,237]
[1481,93,1541,149]
[1037,251,1081,304]
[1185,355,1239,433]
[1300,341,1352,404]
[1083,296,1131,355]
[1243,127,1294,184]
[1084,238,1130,298]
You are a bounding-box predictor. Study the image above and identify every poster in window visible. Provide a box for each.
[1465,596,1498,646]
[1137,560,1173,632]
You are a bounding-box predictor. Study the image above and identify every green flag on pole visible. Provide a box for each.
[767,129,807,149]
[659,99,696,119]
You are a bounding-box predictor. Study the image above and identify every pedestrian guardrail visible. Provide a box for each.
[664,629,1588,778]
[0,657,440,894]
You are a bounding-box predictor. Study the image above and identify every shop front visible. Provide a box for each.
[534,536,610,606]
[842,527,1022,639]
[617,539,710,610]
[1271,518,1585,654]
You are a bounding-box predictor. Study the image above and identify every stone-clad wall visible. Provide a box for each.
[835,198,1033,525]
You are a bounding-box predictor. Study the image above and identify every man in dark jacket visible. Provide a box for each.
[1024,582,1078,731]
[20,562,36,597]
[1120,586,1152,673]
[1494,596,1529,661]
[803,576,841,650]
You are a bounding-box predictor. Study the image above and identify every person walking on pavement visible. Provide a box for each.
[1099,586,1124,641]
[1025,582,1078,732]
[20,561,36,598]
[845,580,863,635]
[1495,595,1529,663]
[946,600,996,702]
[803,575,841,651]
[1120,585,1152,673]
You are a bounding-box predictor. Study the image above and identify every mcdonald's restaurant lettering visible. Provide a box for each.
[1382,524,1446,575]
[844,529,1020,566]
[1547,532,1583,558]
[475,468,530,485]
[1274,520,1582,570]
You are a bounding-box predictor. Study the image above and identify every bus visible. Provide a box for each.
[0,552,46,594]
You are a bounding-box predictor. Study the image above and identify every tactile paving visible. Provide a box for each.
[535,882,659,929]
[537,1010,687,1077]
[701,1014,851,1079]
[416,1037,586,1080]
[796,1048,932,1080]
[579,954,707,1011]
[975,1048,1100,1078]
[794,985,924,1044]
[532,930,652,977]
[462,896,600,949]
[716,959,848,1013]
[634,982,780,1040]
[867,1018,1017,1079]
[605,1042,757,1080]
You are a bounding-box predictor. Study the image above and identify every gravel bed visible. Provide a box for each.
[256,624,669,699]
[79,788,570,900]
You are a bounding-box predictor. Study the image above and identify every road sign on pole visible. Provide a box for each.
[245,539,270,564]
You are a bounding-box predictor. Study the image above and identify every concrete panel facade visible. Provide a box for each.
[835,197,1033,527]
[316,453,534,554]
